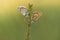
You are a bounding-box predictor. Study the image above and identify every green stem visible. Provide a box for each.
[25,3,33,40]
[25,12,31,40]
[27,13,31,40]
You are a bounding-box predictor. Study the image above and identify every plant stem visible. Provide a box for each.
[25,3,32,40]
[25,12,31,40]
[28,13,31,40]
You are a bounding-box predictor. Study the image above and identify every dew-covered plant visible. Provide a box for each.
[17,3,42,40]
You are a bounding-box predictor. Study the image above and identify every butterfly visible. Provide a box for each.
[17,6,28,17]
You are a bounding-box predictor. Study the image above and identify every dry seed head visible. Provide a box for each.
[32,11,43,22]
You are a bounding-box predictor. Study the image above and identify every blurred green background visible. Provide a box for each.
[0,0,60,40]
